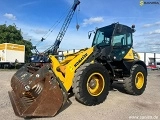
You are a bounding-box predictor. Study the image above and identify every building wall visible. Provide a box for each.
[6,50,25,63]
[138,53,145,61]
[0,43,25,63]
[138,52,160,66]
[155,54,160,62]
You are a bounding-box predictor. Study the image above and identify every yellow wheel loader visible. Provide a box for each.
[8,23,147,117]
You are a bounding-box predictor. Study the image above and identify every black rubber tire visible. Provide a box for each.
[123,64,147,95]
[72,63,110,106]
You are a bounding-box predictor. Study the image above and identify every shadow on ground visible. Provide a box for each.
[110,81,128,94]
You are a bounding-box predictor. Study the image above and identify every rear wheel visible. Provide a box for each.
[123,64,147,95]
[73,63,110,106]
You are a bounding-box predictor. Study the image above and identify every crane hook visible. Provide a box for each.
[76,24,80,31]
[41,37,45,41]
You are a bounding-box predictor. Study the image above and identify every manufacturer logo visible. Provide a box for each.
[74,53,88,67]
[140,0,144,6]
[140,0,160,6]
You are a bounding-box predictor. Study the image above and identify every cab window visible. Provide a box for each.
[113,33,132,48]
[92,30,111,46]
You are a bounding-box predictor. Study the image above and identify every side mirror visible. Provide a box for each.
[88,32,92,39]
[88,30,95,39]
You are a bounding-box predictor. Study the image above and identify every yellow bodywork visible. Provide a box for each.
[124,48,134,60]
[49,47,140,91]
[49,47,94,91]
[124,48,140,60]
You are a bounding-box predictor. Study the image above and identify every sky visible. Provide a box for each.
[0,0,160,53]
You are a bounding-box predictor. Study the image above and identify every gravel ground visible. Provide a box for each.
[0,70,159,120]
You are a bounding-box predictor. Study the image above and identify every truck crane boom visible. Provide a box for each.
[44,0,80,55]
[30,0,80,62]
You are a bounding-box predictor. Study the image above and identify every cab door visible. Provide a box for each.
[111,26,133,61]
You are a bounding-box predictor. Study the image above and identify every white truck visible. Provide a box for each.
[0,43,25,68]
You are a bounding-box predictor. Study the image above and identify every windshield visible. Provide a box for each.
[92,25,114,46]
[112,25,133,48]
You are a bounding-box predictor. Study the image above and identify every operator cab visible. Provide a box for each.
[92,23,135,61]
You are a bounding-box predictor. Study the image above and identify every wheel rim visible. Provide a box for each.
[135,72,144,89]
[87,73,105,96]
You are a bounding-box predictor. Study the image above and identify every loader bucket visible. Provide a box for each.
[8,64,68,117]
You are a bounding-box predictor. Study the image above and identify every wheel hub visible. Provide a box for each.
[88,79,97,89]
[87,73,105,96]
[135,72,144,89]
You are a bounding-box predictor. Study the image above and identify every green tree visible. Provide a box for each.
[0,24,33,62]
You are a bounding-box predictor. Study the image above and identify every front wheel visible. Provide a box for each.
[73,63,110,106]
[123,64,147,95]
